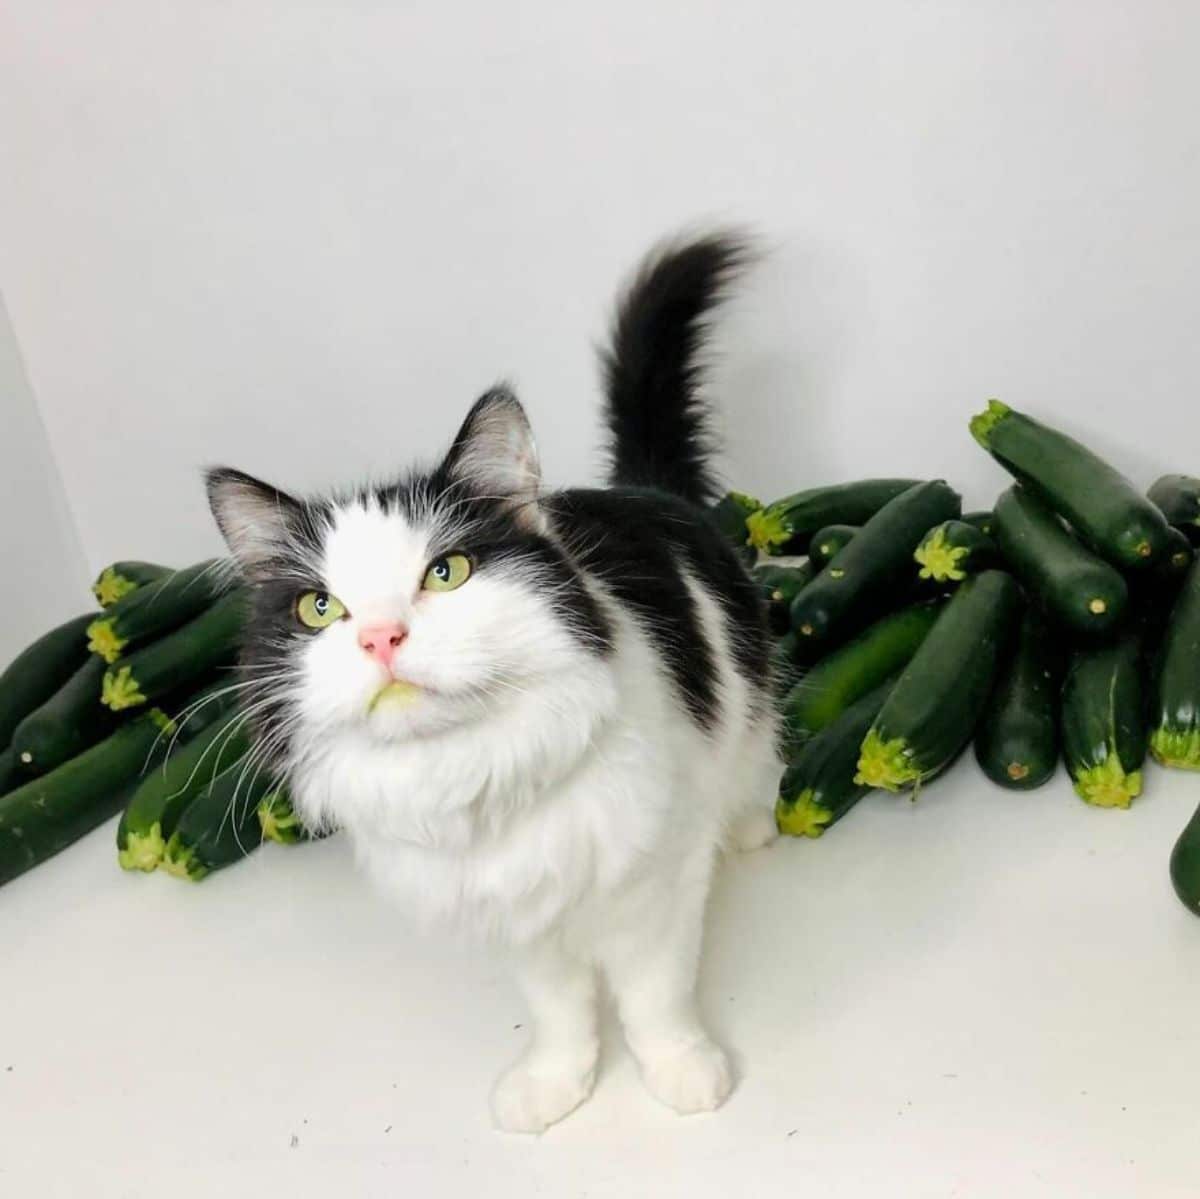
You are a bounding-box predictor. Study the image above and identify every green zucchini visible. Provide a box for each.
[780,603,940,750]
[914,520,998,585]
[789,481,961,650]
[1149,560,1200,770]
[0,711,172,888]
[87,559,232,663]
[161,761,273,881]
[710,491,761,548]
[0,613,94,747]
[992,485,1127,636]
[92,561,172,608]
[973,608,1061,790]
[0,748,19,798]
[10,657,122,775]
[1061,631,1147,808]
[116,691,249,871]
[1148,475,1200,546]
[746,478,922,555]
[1169,801,1200,916]
[855,571,1021,792]
[776,680,893,837]
[102,590,247,711]
[971,400,1171,569]
[754,562,815,634]
[962,510,995,538]
[806,524,858,570]
[257,791,313,844]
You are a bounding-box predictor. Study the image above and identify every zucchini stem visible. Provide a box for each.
[968,399,1011,449]
[118,823,166,872]
[775,791,833,838]
[915,525,969,582]
[86,617,128,664]
[1150,728,1200,771]
[745,507,791,552]
[1071,752,1143,808]
[92,568,139,608]
[101,666,147,711]
[855,729,922,792]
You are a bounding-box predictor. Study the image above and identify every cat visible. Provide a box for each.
[205,232,782,1134]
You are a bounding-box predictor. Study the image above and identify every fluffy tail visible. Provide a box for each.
[601,231,750,506]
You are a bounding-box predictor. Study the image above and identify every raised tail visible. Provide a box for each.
[600,231,750,506]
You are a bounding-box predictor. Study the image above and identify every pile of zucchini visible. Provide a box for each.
[0,559,315,890]
[723,400,1200,917]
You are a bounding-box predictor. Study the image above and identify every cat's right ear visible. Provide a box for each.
[205,467,302,574]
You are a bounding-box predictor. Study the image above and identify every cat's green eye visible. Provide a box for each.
[296,590,347,629]
[422,553,472,593]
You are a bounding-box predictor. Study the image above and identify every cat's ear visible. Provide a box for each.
[205,466,304,573]
[442,387,545,531]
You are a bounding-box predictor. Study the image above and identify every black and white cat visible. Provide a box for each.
[206,234,781,1133]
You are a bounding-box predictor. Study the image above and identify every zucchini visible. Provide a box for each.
[92,561,172,608]
[808,525,859,569]
[161,761,272,881]
[754,562,815,635]
[1061,631,1147,808]
[0,748,19,798]
[1148,475,1200,545]
[962,510,995,538]
[102,591,247,711]
[11,657,122,775]
[0,613,94,747]
[257,791,314,844]
[710,491,761,548]
[855,571,1021,792]
[747,478,922,555]
[973,608,1061,790]
[971,400,1171,569]
[776,680,893,837]
[87,559,232,663]
[0,710,172,887]
[789,481,961,650]
[914,520,998,585]
[992,485,1128,636]
[780,603,940,750]
[1149,560,1200,770]
[116,691,249,871]
[1169,801,1200,916]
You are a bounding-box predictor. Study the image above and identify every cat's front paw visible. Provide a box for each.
[491,1057,597,1135]
[640,1038,733,1115]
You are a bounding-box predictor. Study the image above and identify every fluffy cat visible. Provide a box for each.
[206,233,781,1134]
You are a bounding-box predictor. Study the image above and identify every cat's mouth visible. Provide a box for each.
[367,679,423,713]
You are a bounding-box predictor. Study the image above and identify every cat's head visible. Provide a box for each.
[206,388,609,783]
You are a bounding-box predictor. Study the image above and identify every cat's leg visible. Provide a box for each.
[491,935,599,1134]
[727,720,781,852]
[598,847,733,1115]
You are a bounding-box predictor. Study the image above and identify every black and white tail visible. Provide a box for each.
[601,232,750,507]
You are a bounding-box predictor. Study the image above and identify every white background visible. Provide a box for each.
[2,3,1199,1195]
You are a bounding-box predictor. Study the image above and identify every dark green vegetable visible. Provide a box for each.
[780,603,940,750]
[789,481,961,651]
[161,761,273,881]
[0,613,94,748]
[1149,560,1200,771]
[914,520,998,585]
[855,571,1021,792]
[1148,475,1200,546]
[807,525,859,569]
[710,491,762,548]
[971,400,1171,569]
[11,657,122,775]
[962,510,995,538]
[776,681,893,837]
[992,485,1127,636]
[102,591,246,711]
[1169,801,1200,916]
[1061,631,1147,808]
[116,690,249,872]
[92,561,172,608]
[754,562,815,635]
[973,608,1061,790]
[87,560,232,663]
[0,748,19,798]
[746,479,922,555]
[0,711,171,888]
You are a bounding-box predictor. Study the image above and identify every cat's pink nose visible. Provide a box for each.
[357,622,408,668]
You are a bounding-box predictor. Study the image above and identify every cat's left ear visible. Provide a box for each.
[442,387,546,532]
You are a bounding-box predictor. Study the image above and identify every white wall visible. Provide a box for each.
[0,294,90,660]
[2,1,1198,574]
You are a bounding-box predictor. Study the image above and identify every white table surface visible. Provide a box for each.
[2,758,1198,1199]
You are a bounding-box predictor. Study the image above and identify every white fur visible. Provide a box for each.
[284,500,780,1133]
